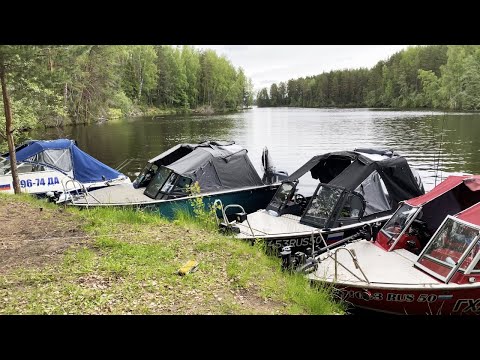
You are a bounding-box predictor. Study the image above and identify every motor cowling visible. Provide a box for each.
[262,147,288,184]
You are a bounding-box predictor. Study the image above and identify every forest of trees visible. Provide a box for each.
[257,45,480,111]
[0,45,254,133]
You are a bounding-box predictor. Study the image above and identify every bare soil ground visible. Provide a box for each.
[0,196,342,315]
[0,197,88,273]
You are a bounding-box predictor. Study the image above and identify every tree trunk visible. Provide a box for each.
[47,48,54,72]
[0,62,21,194]
[61,82,68,126]
[138,75,144,101]
[138,58,143,102]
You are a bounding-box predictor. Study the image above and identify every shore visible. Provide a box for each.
[0,194,344,315]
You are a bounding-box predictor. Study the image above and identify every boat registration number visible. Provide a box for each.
[20,177,60,188]
[344,290,439,303]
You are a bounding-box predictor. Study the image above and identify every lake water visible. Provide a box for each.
[30,107,480,193]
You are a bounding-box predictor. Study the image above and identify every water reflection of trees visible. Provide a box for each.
[372,114,480,185]
[29,115,241,179]
[26,111,480,186]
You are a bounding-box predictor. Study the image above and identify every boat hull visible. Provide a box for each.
[235,215,390,255]
[318,283,480,315]
[70,185,280,220]
[0,170,70,194]
[0,171,131,196]
[261,227,364,253]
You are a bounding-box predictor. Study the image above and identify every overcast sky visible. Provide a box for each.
[194,45,410,91]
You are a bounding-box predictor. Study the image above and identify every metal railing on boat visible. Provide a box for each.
[61,178,101,208]
[328,247,370,284]
[213,199,256,238]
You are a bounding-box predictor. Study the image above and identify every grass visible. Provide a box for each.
[0,194,345,315]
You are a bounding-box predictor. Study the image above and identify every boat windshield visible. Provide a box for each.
[266,181,296,213]
[133,163,158,188]
[416,217,480,280]
[302,184,343,227]
[381,203,418,241]
[144,166,172,199]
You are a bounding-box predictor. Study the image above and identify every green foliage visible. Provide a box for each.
[110,91,134,116]
[0,45,253,149]
[0,193,344,314]
[178,181,221,232]
[0,45,66,141]
[121,45,158,104]
[107,108,123,119]
[256,45,480,111]
[256,88,270,107]
[418,69,440,108]
[461,50,480,110]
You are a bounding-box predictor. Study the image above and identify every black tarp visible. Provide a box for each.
[329,156,424,211]
[149,141,263,192]
[288,150,424,220]
[287,151,358,182]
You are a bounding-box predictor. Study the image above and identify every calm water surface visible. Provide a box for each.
[30,108,480,193]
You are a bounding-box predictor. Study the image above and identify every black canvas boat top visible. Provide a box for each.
[145,140,263,192]
[216,147,426,255]
[286,149,424,217]
[66,140,269,206]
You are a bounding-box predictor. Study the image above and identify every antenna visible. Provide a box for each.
[431,112,437,187]
[434,111,446,187]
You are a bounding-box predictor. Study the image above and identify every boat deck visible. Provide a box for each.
[308,240,441,287]
[73,184,152,205]
[236,210,318,238]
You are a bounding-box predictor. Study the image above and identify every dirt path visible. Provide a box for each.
[0,197,87,273]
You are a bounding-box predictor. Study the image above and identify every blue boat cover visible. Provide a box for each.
[8,139,123,183]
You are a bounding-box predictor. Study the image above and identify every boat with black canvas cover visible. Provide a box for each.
[217,148,425,254]
[61,140,287,219]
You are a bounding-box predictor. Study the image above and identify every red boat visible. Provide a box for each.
[304,175,480,315]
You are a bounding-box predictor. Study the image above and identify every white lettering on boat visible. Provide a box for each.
[273,235,329,249]
[344,290,383,301]
[386,293,415,302]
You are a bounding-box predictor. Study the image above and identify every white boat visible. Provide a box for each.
[297,175,480,315]
[0,139,131,197]
[218,148,425,254]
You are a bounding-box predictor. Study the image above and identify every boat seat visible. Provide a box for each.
[17,164,33,173]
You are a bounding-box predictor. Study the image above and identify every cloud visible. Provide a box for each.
[194,45,410,90]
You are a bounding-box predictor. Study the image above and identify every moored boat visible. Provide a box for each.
[61,140,287,219]
[301,175,480,315]
[218,148,425,254]
[0,139,130,196]
[376,175,480,254]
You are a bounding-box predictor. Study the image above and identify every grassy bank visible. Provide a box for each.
[0,194,344,315]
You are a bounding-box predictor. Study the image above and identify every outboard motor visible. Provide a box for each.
[261,147,288,184]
